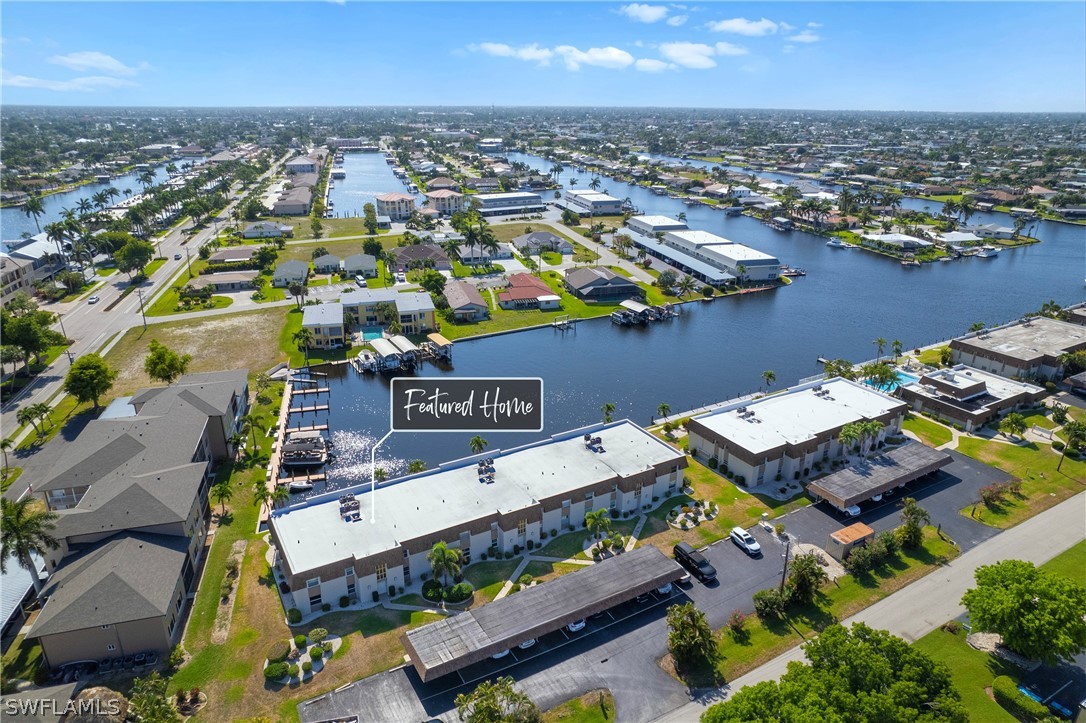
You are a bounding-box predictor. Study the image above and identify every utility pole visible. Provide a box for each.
[185,246,193,279]
[778,535,792,594]
[136,288,147,329]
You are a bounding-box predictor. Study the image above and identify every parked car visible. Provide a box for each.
[174,253,183,260]
[567,619,586,633]
[355,275,366,287]
[673,542,717,582]
[677,571,692,586]
[634,593,651,604]
[656,582,673,595]
[730,527,762,556]
[517,638,536,650]
[844,505,862,517]
[490,649,510,660]
[87,295,100,304]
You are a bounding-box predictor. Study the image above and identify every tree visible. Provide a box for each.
[702,624,966,723]
[211,480,233,516]
[873,337,887,363]
[129,672,179,723]
[675,275,697,298]
[16,407,43,437]
[419,269,446,296]
[310,218,323,239]
[114,238,156,279]
[666,602,717,669]
[1,497,59,595]
[363,202,379,235]
[63,354,117,409]
[454,676,541,723]
[0,438,11,475]
[271,484,290,509]
[22,195,44,233]
[469,435,488,454]
[1057,419,1086,471]
[292,328,315,367]
[938,345,954,366]
[311,246,329,260]
[786,552,827,605]
[761,369,776,393]
[144,340,191,384]
[998,412,1027,440]
[601,401,615,423]
[408,459,427,473]
[823,358,856,381]
[362,238,383,259]
[657,402,671,421]
[838,422,862,456]
[898,497,929,549]
[427,541,461,588]
[656,269,677,292]
[968,321,986,334]
[584,509,612,540]
[2,308,64,373]
[962,559,1086,665]
[891,339,903,361]
[252,480,272,512]
[287,281,308,310]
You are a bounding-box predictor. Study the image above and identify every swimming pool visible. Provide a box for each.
[362,327,383,341]
[865,371,919,392]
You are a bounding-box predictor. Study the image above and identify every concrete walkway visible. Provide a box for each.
[652,490,1086,722]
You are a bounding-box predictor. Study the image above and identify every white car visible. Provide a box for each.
[490,649,510,660]
[872,494,884,502]
[87,295,100,304]
[730,527,762,556]
[517,638,536,650]
[656,582,673,595]
[396,273,407,283]
[567,619,586,633]
[844,505,863,517]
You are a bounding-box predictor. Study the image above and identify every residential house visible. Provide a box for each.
[563,267,643,303]
[242,222,293,239]
[272,260,309,287]
[343,253,378,278]
[301,303,345,348]
[463,177,501,192]
[285,156,320,174]
[961,223,1014,240]
[424,190,466,216]
[272,187,312,216]
[443,281,489,321]
[392,292,436,334]
[189,271,258,292]
[208,247,256,264]
[388,244,452,272]
[862,233,934,250]
[898,366,1044,432]
[497,273,561,310]
[340,289,435,333]
[459,243,512,265]
[375,193,416,221]
[511,231,574,256]
[427,177,460,191]
[1,254,35,306]
[312,254,341,274]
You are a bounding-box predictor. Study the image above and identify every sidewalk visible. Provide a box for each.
[652,491,1086,722]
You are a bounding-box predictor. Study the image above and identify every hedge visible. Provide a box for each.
[992,676,1050,721]
[422,579,444,602]
[446,581,475,603]
[264,662,289,680]
[293,634,307,648]
[287,608,302,624]
[266,640,290,663]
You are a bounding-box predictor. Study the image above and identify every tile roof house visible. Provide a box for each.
[443,281,489,321]
[497,273,561,310]
[387,244,452,272]
[563,267,643,303]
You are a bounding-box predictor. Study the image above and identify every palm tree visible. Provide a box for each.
[838,423,862,457]
[968,321,986,335]
[408,460,427,473]
[16,407,42,437]
[138,170,155,191]
[469,436,488,454]
[761,370,776,393]
[1,497,59,595]
[891,340,903,361]
[584,509,612,540]
[22,196,45,234]
[676,212,687,223]
[292,328,315,366]
[240,413,259,451]
[373,467,388,482]
[657,402,671,421]
[998,412,1027,440]
[271,485,290,509]
[676,275,697,298]
[1057,420,1086,471]
[211,480,233,516]
[874,337,887,363]
[0,438,12,475]
[859,420,885,459]
[427,541,461,588]
[957,196,975,224]
[601,402,615,423]
[589,177,602,191]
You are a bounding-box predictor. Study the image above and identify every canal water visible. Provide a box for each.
[325,152,423,218]
[293,149,1082,491]
[0,160,200,240]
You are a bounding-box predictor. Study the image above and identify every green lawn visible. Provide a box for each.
[1039,538,1085,581]
[278,308,354,367]
[537,519,639,560]
[1020,411,1055,430]
[143,257,167,278]
[463,559,521,603]
[540,251,562,265]
[915,346,948,367]
[902,414,953,447]
[543,690,615,723]
[957,437,1086,528]
[1,634,44,686]
[15,394,95,451]
[521,560,585,583]
[1,468,23,494]
[913,626,1015,721]
[146,290,233,317]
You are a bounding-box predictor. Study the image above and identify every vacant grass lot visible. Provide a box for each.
[957,437,1086,528]
[543,689,615,723]
[902,413,953,447]
[913,626,1016,721]
[1040,538,1085,580]
[145,291,233,317]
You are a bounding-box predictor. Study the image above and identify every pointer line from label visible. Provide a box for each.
[370,429,394,523]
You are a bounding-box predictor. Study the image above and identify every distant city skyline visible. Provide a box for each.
[1,2,1084,112]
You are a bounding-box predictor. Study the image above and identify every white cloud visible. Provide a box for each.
[1,70,135,92]
[714,41,748,56]
[469,42,553,66]
[658,42,718,69]
[778,22,795,32]
[782,45,795,54]
[666,14,688,26]
[48,51,149,76]
[554,45,634,70]
[706,17,778,36]
[635,58,672,72]
[788,31,821,43]
[807,22,823,28]
[618,3,669,23]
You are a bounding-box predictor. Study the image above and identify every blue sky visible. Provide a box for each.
[2,2,1083,111]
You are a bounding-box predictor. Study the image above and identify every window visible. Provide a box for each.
[584,491,594,501]
[307,577,321,588]
[100,624,112,629]
[345,567,355,578]
[346,581,355,598]
[376,563,387,582]
[517,519,526,535]
[635,482,643,496]
[107,644,116,652]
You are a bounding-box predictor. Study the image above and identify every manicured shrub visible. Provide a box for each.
[339,595,349,608]
[224,556,240,577]
[509,583,522,594]
[774,523,786,536]
[727,609,747,634]
[539,531,548,540]
[941,620,961,634]
[422,579,444,602]
[220,579,233,600]
[517,574,533,585]
[707,458,718,469]
[293,634,307,648]
[321,603,331,612]
[752,588,788,619]
[288,664,299,678]
[992,676,1050,720]
[550,528,558,537]
[1053,440,1065,452]
[302,661,313,673]
[309,628,328,643]
[504,551,513,560]
[322,641,333,653]
[287,608,302,624]
[513,544,521,555]
[264,662,289,680]
[609,508,619,519]
[445,582,474,603]
[310,645,324,660]
[279,582,290,594]
[526,539,534,550]
[266,640,290,663]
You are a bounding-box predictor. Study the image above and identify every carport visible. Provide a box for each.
[402,546,683,681]
[807,444,952,510]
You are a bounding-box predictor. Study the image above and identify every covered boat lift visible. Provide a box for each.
[367,337,403,371]
[423,332,454,361]
[388,335,420,363]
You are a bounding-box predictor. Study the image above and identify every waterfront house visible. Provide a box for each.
[939,231,982,246]
[343,253,378,278]
[375,192,416,221]
[285,156,319,174]
[302,302,346,348]
[862,233,933,250]
[897,365,1044,433]
[392,292,436,334]
[242,222,293,239]
[511,231,574,256]
[388,244,452,272]
[340,289,435,333]
[961,223,1014,240]
[473,192,546,218]
[497,273,561,310]
[949,316,1086,381]
[268,421,685,614]
[463,177,501,192]
[272,260,309,287]
[563,268,643,303]
[424,189,466,216]
[312,254,342,275]
[444,280,489,321]
[427,177,460,191]
[272,187,312,216]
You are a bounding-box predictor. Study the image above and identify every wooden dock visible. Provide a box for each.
[293,387,330,396]
[285,423,329,434]
[281,472,327,486]
[290,403,329,414]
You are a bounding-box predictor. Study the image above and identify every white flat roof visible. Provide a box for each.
[692,378,905,456]
[954,317,1086,361]
[476,192,542,201]
[906,365,1043,402]
[629,215,687,231]
[302,302,343,327]
[703,243,779,265]
[271,421,681,574]
[666,229,735,248]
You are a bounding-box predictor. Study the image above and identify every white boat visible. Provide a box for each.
[977,245,1000,258]
[288,481,314,493]
[826,238,849,248]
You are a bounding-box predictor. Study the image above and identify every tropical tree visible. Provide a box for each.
[114,238,156,279]
[22,195,45,234]
[292,328,315,367]
[962,559,1086,665]
[271,485,290,509]
[838,422,862,456]
[16,407,44,437]
[787,552,828,604]
[454,676,541,723]
[873,337,887,363]
[128,672,179,723]
[600,402,615,423]
[240,412,260,451]
[408,460,427,473]
[211,480,233,516]
[427,541,461,588]
[469,436,488,454]
[858,420,885,459]
[823,358,856,381]
[891,339,903,361]
[287,281,308,310]
[1,497,59,594]
[584,509,612,540]
[0,438,12,475]
[63,353,117,409]
[898,497,929,549]
[657,402,671,421]
[761,370,776,393]
[968,321,985,334]
[1057,419,1086,471]
[998,412,1027,440]
[666,602,717,670]
[676,211,687,223]
[675,275,697,298]
[144,340,191,384]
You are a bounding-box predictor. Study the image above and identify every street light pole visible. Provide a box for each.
[779,535,792,594]
[136,288,147,329]
[185,246,193,279]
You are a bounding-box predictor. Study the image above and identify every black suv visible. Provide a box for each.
[673,542,717,582]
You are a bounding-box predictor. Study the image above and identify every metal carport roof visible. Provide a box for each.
[807,443,952,509]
